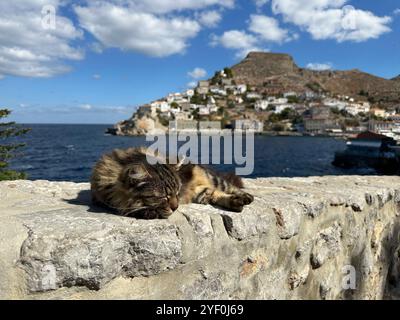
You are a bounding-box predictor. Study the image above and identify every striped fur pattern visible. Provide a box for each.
[91,147,254,219]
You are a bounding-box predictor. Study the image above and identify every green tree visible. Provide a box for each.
[190,93,206,105]
[0,109,30,181]
[287,96,299,104]
[224,67,233,78]
[170,102,179,109]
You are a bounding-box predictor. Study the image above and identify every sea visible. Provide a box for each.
[8,124,377,183]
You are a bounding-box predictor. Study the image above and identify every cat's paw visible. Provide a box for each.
[228,195,246,212]
[241,192,254,205]
[228,193,254,212]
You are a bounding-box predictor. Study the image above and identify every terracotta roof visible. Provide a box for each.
[356,131,392,140]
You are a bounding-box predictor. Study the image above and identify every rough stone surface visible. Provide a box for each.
[1,176,400,300]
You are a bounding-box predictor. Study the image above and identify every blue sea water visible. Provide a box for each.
[8,124,376,182]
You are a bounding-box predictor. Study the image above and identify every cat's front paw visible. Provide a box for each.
[228,193,254,212]
[228,195,246,212]
[241,192,254,205]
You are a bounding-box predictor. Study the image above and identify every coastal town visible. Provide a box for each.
[111,53,400,140]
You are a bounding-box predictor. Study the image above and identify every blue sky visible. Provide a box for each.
[0,0,399,124]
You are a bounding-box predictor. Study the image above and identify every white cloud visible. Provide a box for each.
[75,3,201,57]
[211,30,257,50]
[271,0,392,42]
[254,0,269,8]
[187,81,198,88]
[75,0,236,57]
[0,1,84,78]
[394,9,400,16]
[105,0,235,14]
[211,14,294,58]
[198,10,222,28]
[249,15,292,43]
[188,67,207,79]
[68,104,130,114]
[92,74,101,80]
[306,62,333,71]
[211,30,264,59]
[90,42,104,54]
[80,104,93,110]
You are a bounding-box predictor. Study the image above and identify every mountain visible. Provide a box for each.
[392,75,400,82]
[231,52,400,103]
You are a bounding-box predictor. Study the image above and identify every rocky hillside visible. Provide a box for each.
[392,75,400,82]
[231,52,400,102]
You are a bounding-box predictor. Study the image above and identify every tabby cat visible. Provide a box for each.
[91,147,254,219]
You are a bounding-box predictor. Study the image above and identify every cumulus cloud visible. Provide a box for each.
[0,1,84,78]
[211,14,294,58]
[74,0,236,58]
[394,9,400,16]
[211,30,265,59]
[106,0,235,14]
[75,4,201,57]
[306,62,333,71]
[254,0,269,8]
[90,42,105,54]
[197,10,222,28]
[61,104,130,114]
[188,67,207,79]
[80,104,93,110]
[271,0,392,42]
[249,14,293,43]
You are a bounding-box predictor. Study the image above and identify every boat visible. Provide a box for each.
[332,131,400,174]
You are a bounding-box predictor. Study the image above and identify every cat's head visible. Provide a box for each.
[126,162,182,218]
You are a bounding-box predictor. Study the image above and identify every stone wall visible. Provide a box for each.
[1,177,400,300]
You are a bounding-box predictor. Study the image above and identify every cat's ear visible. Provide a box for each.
[128,165,150,181]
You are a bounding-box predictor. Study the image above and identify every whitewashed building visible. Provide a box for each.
[246,92,262,100]
[345,102,371,116]
[198,105,210,116]
[283,92,298,98]
[236,84,247,94]
[274,104,294,114]
[234,120,264,132]
[255,100,270,111]
[323,98,347,110]
[151,101,170,113]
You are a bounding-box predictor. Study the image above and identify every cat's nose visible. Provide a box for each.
[169,197,179,211]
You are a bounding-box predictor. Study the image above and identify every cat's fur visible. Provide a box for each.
[91,147,254,219]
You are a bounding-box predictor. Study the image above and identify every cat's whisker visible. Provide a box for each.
[121,206,150,216]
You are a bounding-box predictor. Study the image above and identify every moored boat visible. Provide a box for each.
[332,131,400,174]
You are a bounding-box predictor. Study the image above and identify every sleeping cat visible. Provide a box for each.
[91,147,254,219]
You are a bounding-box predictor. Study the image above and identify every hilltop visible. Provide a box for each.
[231,52,400,102]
